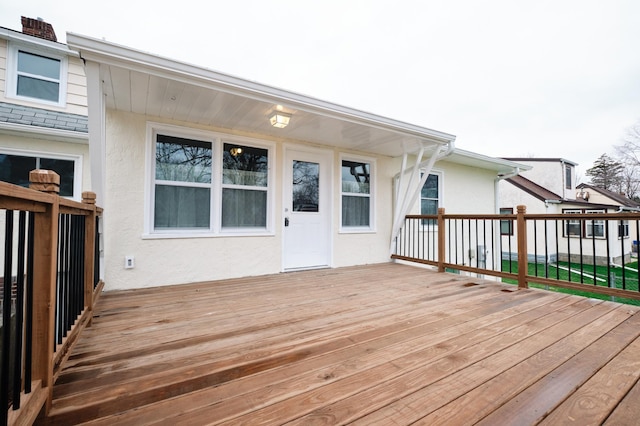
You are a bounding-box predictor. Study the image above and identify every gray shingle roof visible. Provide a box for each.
[0,102,88,133]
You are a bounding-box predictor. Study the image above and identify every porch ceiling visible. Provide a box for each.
[68,33,455,157]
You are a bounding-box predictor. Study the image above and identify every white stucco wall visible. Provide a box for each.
[102,111,407,290]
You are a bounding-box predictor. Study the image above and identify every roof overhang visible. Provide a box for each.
[66,33,455,157]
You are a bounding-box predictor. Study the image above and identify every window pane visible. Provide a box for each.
[222,188,267,228]
[154,185,210,229]
[342,160,370,194]
[222,143,268,186]
[421,174,439,199]
[342,195,370,227]
[18,51,60,79]
[0,154,36,187]
[40,158,74,197]
[293,161,319,212]
[156,135,211,183]
[17,75,59,102]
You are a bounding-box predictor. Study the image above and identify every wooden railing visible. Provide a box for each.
[0,171,102,426]
[392,206,640,302]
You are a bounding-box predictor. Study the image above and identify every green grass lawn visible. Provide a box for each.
[501,259,640,306]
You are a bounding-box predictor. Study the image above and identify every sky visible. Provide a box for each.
[2,0,639,180]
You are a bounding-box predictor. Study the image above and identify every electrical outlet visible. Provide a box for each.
[125,256,135,269]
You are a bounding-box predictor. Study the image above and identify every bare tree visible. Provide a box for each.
[616,119,640,166]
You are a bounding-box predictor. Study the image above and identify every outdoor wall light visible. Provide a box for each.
[269,110,291,128]
[229,147,243,157]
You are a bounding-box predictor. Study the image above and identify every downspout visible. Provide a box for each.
[389,139,455,255]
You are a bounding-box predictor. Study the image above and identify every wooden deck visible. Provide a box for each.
[39,263,640,425]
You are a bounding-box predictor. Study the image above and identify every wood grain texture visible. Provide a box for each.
[35,263,640,425]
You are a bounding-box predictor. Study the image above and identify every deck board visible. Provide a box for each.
[38,263,640,425]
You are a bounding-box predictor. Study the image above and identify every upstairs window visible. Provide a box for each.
[7,43,67,106]
[565,165,572,189]
[341,157,374,230]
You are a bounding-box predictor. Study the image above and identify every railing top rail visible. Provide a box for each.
[406,212,640,221]
[1,181,101,214]
[0,180,56,206]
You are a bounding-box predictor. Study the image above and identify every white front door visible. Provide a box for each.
[283,147,332,270]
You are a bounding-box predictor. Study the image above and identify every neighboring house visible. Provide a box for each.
[0,17,89,199]
[576,183,640,211]
[65,33,528,291]
[500,158,634,265]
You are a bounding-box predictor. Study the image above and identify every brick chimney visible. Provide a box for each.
[21,16,57,42]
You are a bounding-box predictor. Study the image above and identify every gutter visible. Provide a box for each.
[494,167,520,214]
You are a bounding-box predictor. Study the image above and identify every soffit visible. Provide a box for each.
[68,33,454,158]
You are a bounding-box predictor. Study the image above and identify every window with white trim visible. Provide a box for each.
[421,173,440,221]
[221,143,268,229]
[618,220,629,238]
[563,210,581,236]
[153,134,212,230]
[149,127,272,234]
[563,208,606,238]
[7,43,67,106]
[585,210,605,238]
[0,151,78,197]
[341,157,374,229]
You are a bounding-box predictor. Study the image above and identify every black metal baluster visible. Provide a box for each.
[533,220,538,277]
[24,213,34,393]
[12,212,27,410]
[2,210,14,419]
[620,220,626,290]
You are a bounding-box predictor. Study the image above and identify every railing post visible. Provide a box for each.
[517,205,528,289]
[82,191,97,326]
[28,170,59,414]
[438,208,446,272]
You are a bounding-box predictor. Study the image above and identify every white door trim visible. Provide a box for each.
[282,144,334,271]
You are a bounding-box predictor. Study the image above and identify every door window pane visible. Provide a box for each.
[293,161,319,212]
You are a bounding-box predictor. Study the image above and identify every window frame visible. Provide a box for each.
[420,170,442,227]
[563,208,607,238]
[339,154,375,233]
[499,207,514,236]
[5,41,68,107]
[584,209,605,238]
[618,220,630,239]
[0,148,82,199]
[145,123,275,238]
[565,165,573,190]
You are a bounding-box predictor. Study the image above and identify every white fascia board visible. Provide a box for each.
[450,148,533,172]
[0,27,79,57]
[66,32,455,146]
[0,121,88,143]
